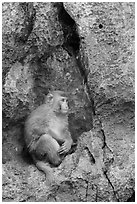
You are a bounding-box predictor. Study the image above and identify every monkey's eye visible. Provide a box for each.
[62,98,67,102]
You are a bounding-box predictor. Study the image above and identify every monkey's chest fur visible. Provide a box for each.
[49,116,68,144]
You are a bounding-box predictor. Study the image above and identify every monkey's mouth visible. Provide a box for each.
[62,109,68,114]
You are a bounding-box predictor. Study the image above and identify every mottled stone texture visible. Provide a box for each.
[64,2,135,201]
[2,2,64,122]
[2,2,134,202]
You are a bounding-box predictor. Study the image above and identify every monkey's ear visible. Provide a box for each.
[45,93,54,103]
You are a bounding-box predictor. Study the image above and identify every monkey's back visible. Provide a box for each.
[24,104,51,149]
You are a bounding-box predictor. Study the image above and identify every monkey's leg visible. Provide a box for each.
[34,134,62,166]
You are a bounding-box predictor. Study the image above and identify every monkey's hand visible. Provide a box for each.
[58,139,73,155]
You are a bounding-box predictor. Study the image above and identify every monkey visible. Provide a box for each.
[24,91,73,179]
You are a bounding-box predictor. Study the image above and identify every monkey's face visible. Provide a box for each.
[59,97,69,114]
[47,91,69,115]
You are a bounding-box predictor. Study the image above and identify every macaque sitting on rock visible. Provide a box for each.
[24,91,73,179]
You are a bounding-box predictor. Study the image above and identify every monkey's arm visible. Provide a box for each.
[48,129,73,154]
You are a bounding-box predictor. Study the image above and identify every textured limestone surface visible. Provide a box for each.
[64,2,135,201]
[2,2,134,202]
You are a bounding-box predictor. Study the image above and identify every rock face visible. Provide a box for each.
[64,2,135,201]
[2,2,134,202]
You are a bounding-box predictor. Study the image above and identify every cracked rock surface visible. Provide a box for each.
[65,2,135,201]
[2,2,135,202]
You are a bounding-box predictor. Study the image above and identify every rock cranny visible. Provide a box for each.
[2,2,134,202]
[64,2,135,201]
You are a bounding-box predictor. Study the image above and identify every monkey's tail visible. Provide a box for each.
[36,161,55,185]
[35,161,52,175]
[32,156,54,184]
